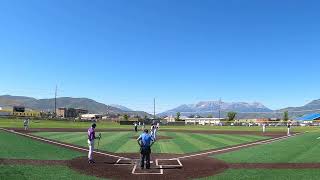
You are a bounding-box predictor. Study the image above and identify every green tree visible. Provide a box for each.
[207,114,213,118]
[123,114,129,121]
[175,112,181,121]
[283,111,289,122]
[227,112,237,122]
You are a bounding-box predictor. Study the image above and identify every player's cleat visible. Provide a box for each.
[88,160,95,164]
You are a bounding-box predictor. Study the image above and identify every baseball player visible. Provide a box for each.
[155,122,160,139]
[262,123,266,133]
[87,123,100,163]
[134,122,138,132]
[287,121,291,136]
[150,124,157,140]
[23,118,29,131]
[137,129,155,169]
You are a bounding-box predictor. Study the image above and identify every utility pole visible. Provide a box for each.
[54,85,57,117]
[153,98,156,119]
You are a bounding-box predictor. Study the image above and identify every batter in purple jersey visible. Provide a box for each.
[88,123,99,163]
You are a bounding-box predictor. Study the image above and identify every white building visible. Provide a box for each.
[164,115,176,122]
[184,117,225,125]
[81,114,103,120]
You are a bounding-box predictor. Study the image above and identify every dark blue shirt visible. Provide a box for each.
[137,132,154,147]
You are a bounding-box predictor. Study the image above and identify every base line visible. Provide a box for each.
[175,133,300,160]
[0,128,128,160]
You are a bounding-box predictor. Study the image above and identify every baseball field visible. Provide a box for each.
[1,118,320,180]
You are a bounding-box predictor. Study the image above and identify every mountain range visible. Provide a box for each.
[110,104,133,111]
[2,95,320,119]
[158,100,320,119]
[0,95,150,117]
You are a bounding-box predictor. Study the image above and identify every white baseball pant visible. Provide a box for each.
[88,139,94,160]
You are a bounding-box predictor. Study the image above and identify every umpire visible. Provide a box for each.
[137,129,154,169]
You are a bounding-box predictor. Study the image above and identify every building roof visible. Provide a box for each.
[296,113,320,121]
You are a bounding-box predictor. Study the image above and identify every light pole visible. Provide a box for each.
[153,98,156,119]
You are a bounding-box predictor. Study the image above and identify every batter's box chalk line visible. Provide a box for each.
[132,158,184,175]
[156,158,183,167]
[132,165,164,175]
[114,158,154,166]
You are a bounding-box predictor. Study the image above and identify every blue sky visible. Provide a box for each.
[0,0,319,114]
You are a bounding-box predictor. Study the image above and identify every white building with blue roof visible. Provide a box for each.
[296,113,320,124]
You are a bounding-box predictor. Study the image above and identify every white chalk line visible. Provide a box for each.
[1,128,171,175]
[115,158,179,174]
[174,133,301,160]
[131,164,164,175]
[2,128,165,175]
[116,159,121,163]
[113,158,132,166]
[1,127,300,174]
[156,159,183,167]
[0,128,128,160]
[114,158,154,166]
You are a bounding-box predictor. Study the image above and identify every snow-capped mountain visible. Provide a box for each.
[158,101,272,117]
[110,104,133,111]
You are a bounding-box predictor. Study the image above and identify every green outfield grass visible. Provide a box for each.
[32,131,267,154]
[214,132,320,163]
[197,169,320,180]
[0,130,84,160]
[1,118,319,132]
[0,165,105,180]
